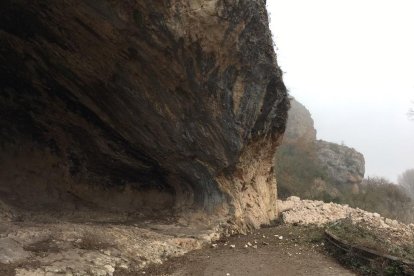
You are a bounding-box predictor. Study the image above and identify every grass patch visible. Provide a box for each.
[325,219,414,275]
[328,219,414,260]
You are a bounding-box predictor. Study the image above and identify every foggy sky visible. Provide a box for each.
[267,0,414,182]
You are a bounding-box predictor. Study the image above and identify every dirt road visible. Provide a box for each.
[124,224,355,276]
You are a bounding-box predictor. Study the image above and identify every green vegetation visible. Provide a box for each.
[329,219,414,260]
[326,219,414,275]
[275,143,334,201]
[276,144,414,223]
[346,177,413,222]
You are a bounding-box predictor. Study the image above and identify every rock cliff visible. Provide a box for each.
[315,140,365,186]
[0,0,288,229]
[283,98,316,146]
[276,98,365,199]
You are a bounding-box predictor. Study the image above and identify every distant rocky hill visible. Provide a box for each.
[316,140,365,186]
[276,98,365,200]
[283,99,316,146]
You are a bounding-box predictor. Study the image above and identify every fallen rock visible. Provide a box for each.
[287,196,301,202]
[0,238,31,264]
[279,198,414,246]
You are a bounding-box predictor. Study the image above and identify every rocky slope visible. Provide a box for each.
[0,0,288,229]
[280,196,414,244]
[279,196,414,258]
[276,98,365,199]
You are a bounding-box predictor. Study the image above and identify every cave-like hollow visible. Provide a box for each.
[0,0,288,227]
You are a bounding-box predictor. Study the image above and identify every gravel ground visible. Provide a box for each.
[133,224,355,276]
[3,196,412,275]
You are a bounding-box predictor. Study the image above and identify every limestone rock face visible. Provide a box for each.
[283,99,365,186]
[0,0,288,228]
[316,140,365,185]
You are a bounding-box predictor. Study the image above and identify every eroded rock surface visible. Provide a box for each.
[315,140,365,186]
[0,0,288,228]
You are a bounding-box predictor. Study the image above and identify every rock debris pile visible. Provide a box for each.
[279,196,414,242]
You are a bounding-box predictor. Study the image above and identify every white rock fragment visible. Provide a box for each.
[119,264,129,269]
[104,265,115,274]
[287,196,301,202]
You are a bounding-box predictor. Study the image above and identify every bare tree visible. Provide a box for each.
[398,169,414,199]
[409,101,414,120]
